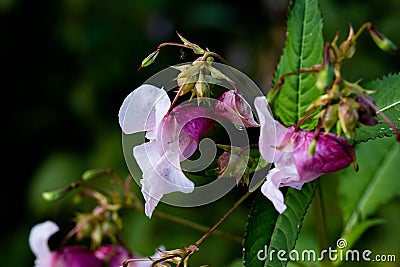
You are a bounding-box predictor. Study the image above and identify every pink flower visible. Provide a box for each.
[29,221,103,267]
[29,221,159,267]
[254,97,355,213]
[119,85,214,217]
[214,90,259,127]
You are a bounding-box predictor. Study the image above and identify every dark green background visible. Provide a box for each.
[2,0,399,266]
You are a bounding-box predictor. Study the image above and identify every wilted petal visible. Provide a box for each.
[29,220,59,267]
[118,84,170,138]
[215,90,259,127]
[134,141,194,218]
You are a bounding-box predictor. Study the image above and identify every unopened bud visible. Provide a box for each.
[316,65,334,91]
[339,24,356,59]
[322,104,339,133]
[309,138,317,156]
[41,187,70,202]
[369,26,398,53]
[338,99,359,138]
[81,169,112,181]
[140,49,160,69]
[195,68,210,102]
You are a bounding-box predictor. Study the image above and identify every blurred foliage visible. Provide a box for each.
[2,0,399,266]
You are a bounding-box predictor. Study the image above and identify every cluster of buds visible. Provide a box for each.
[285,22,399,141]
[40,169,137,249]
[140,32,236,105]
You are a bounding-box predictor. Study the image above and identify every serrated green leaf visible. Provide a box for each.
[355,73,400,143]
[339,137,400,235]
[264,182,317,267]
[268,0,323,130]
[243,182,317,267]
[243,191,279,267]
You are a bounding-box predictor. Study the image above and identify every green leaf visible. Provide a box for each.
[268,0,323,130]
[243,182,317,267]
[355,73,400,143]
[243,191,279,267]
[339,137,400,235]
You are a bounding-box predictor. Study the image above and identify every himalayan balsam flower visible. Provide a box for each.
[254,97,355,213]
[119,84,214,217]
[29,220,141,267]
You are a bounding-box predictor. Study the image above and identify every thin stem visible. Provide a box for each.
[194,191,252,247]
[353,22,372,41]
[126,200,243,244]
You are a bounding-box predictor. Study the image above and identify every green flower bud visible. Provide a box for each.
[338,98,359,139]
[195,68,210,103]
[81,169,112,181]
[41,187,70,202]
[140,49,160,69]
[369,26,398,53]
[322,104,339,133]
[315,65,334,91]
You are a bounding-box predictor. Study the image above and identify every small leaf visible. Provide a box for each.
[268,0,324,130]
[355,73,400,143]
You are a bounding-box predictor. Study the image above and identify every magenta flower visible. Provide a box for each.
[214,90,259,127]
[254,97,355,213]
[29,221,102,267]
[119,85,214,217]
[29,221,159,267]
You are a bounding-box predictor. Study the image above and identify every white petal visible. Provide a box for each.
[254,97,288,163]
[118,84,170,136]
[261,162,300,214]
[134,142,194,218]
[261,169,287,213]
[29,221,59,267]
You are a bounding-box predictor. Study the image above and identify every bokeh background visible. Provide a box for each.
[2,0,399,266]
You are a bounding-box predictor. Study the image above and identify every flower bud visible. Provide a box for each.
[217,149,249,184]
[315,64,334,91]
[369,26,398,53]
[194,68,210,102]
[214,90,259,127]
[338,98,359,138]
[140,49,160,69]
[41,187,71,202]
[322,103,339,133]
[82,169,112,181]
[339,24,356,59]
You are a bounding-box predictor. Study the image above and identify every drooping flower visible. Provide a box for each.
[254,97,355,213]
[119,84,214,217]
[29,221,159,267]
[29,221,106,267]
[214,90,259,128]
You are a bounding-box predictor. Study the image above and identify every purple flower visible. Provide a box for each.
[214,90,259,127]
[29,221,102,267]
[254,97,355,213]
[119,85,214,217]
[29,221,160,267]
